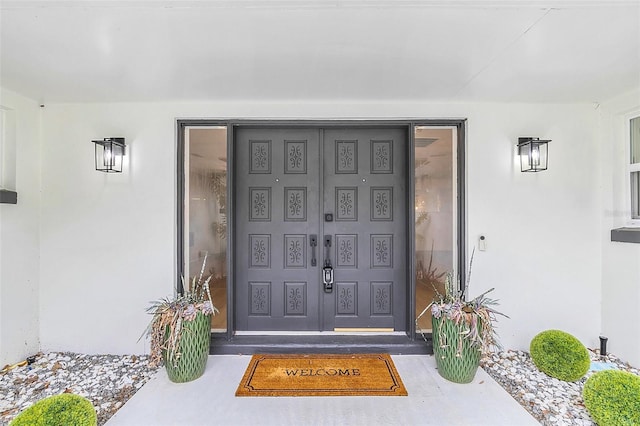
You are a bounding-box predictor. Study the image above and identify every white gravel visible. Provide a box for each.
[482,349,640,426]
[0,352,157,425]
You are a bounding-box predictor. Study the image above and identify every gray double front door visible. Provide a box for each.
[236,127,407,332]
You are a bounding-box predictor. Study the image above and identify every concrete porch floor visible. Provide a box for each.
[105,355,539,426]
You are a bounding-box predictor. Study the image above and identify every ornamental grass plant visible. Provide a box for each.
[418,249,508,356]
[141,254,219,368]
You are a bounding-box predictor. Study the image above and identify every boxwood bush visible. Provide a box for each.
[9,393,96,426]
[530,329,590,382]
[583,369,640,426]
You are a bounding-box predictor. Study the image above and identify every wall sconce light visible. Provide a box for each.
[91,137,125,173]
[517,137,550,172]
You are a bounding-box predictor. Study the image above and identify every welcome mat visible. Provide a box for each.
[235,353,407,397]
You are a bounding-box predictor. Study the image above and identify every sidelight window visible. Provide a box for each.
[414,126,458,332]
[183,126,228,332]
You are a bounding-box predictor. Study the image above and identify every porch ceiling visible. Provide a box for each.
[1,0,638,104]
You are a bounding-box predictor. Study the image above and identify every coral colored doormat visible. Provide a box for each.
[235,354,407,397]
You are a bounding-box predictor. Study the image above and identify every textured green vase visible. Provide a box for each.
[432,314,481,384]
[163,312,211,383]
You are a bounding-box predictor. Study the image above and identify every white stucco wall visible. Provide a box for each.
[38,101,602,355]
[465,103,602,352]
[39,104,176,355]
[600,89,640,366]
[0,89,41,365]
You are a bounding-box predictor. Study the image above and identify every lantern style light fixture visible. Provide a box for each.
[91,137,126,173]
[517,137,550,172]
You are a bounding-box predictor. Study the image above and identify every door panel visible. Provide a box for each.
[235,126,406,332]
[322,128,407,331]
[235,128,321,330]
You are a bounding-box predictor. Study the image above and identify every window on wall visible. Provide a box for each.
[0,109,4,181]
[414,126,457,332]
[184,126,228,332]
[1,106,17,192]
[631,116,640,220]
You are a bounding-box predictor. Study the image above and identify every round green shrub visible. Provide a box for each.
[9,393,97,426]
[583,369,640,426]
[529,329,590,381]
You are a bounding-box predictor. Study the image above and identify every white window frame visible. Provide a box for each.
[626,112,640,225]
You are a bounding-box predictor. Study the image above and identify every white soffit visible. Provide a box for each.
[0,0,638,103]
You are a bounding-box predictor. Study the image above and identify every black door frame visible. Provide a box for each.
[177,119,466,354]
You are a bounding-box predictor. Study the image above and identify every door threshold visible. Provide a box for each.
[235,330,404,336]
[210,334,432,355]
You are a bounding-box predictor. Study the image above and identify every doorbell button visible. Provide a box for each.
[325,213,333,222]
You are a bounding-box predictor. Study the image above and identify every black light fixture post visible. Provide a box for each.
[517,137,550,172]
[599,336,608,357]
[91,137,126,173]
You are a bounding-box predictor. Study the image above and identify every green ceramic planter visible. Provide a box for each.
[432,314,481,384]
[163,312,211,383]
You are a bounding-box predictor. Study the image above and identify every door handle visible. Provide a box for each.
[324,235,332,265]
[323,235,333,292]
[310,234,317,267]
